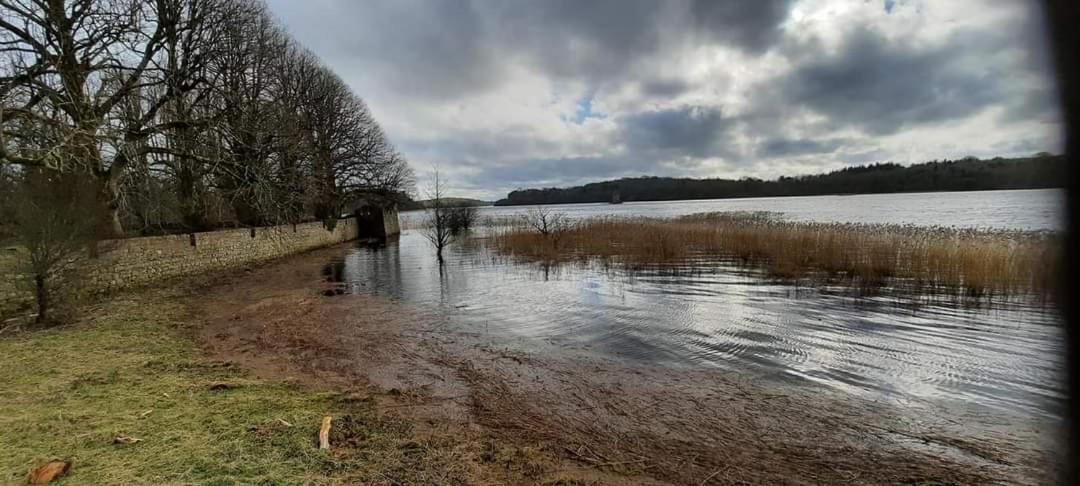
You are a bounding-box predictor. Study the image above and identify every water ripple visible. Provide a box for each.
[326,231,1065,418]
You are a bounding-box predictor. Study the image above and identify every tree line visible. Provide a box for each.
[494,154,1065,206]
[0,0,412,239]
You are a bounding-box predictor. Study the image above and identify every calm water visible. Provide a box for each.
[402,188,1064,231]
[355,190,1064,418]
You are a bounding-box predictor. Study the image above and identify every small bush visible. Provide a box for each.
[9,169,100,325]
[446,206,478,235]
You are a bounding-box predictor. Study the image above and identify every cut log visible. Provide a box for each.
[27,460,70,484]
[318,416,332,449]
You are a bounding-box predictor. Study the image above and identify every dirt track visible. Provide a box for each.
[195,243,1061,485]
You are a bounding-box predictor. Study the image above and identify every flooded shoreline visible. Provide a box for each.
[323,230,1064,420]
[197,242,1062,484]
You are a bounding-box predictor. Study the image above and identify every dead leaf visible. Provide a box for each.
[113,435,141,445]
[27,460,70,484]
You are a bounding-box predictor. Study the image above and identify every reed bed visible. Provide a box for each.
[489,211,1060,302]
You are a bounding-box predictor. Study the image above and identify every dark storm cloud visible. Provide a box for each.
[1001,86,1060,123]
[482,0,666,84]
[307,1,501,99]
[268,0,793,99]
[619,106,736,158]
[769,28,1003,135]
[689,0,791,53]
[639,78,694,98]
[759,137,850,157]
[490,0,791,87]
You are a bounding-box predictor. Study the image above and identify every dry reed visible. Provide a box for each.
[488,211,1059,302]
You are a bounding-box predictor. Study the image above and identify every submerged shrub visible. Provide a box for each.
[446,206,478,235]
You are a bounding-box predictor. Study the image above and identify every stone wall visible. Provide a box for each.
[1,217,360,317]
[383,206,401,237]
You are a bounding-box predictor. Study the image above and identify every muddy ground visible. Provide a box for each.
[195,243,1062,485]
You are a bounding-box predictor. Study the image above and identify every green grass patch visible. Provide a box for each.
[0,291,461,485]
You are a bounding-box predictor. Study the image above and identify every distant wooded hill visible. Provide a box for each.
[494,154,1065,206]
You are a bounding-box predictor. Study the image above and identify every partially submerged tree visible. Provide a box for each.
[423,170,452,264]
[524,206,570,240]
[446,206,478,235]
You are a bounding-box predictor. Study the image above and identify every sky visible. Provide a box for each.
[264,0,1062,200]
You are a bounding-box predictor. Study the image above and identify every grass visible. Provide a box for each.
[490,211,1060,302]
[0,289,471,485]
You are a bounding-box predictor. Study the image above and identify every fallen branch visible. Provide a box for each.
[319,416,332,449]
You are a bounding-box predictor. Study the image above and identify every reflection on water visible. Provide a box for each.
[324,231,1064,418]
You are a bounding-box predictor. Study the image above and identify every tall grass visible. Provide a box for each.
[489,212,1059,302]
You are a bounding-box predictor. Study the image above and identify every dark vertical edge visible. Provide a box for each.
[1043,1,1079,483]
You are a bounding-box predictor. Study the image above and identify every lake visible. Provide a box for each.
[363,189,1064,418]
[402,188,1065,231]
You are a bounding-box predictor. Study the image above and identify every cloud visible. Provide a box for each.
[264,0,1063,199]
[759,137,850,157]
[639,78,694,98]
[618,106,735,157]
[474,156,647,190]
[689,0,791,53]
[769,27,1004,135]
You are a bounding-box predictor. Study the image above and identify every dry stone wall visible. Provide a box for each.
[1,218,359,317]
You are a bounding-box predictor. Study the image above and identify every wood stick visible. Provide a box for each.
[318,416,332,449]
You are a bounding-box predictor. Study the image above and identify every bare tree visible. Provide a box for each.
[1,0,413,239]
[10,169,99,324]
[0,0,202,236]
[423,169,452,264]
[206,0,290,226]
[148,0,236,232]
[523,206,570,237]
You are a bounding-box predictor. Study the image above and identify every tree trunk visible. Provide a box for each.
[103,174,125,238]
[71,124,125,239]
[34,274,47,324]
[108,205,124,237]
[177,163,209,232]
